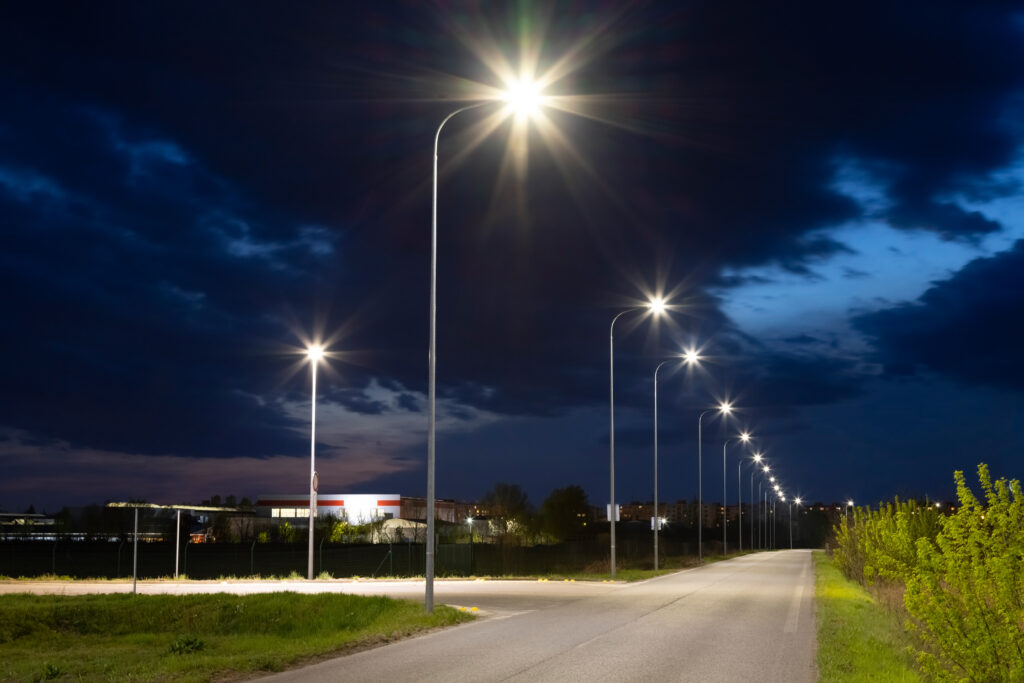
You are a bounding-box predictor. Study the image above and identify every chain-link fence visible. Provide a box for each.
[0,537,710,579]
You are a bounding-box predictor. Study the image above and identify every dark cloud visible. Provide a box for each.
[1,1,1023,508]
[855,240,1024,390]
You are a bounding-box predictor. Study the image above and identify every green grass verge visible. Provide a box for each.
[0,592,473,682]
[814,551,920,682]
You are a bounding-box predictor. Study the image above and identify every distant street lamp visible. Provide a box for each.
[652,349,701,570]
[610,297,668,578]
[426,82,546,612]
[697,401,732,562]
[846,499,854,525]
[741,451,763,552]
[791,497,802,549]
[306,344,324,581]
[761,465,770,548]
[723,431,750,554]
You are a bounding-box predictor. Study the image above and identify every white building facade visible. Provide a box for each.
[255,494,401,525]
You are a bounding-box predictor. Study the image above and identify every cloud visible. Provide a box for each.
[855,240,1024,390]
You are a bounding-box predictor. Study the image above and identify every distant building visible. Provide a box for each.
[254,494,479,525]
[256,494,401,524]
[0,512,55,539]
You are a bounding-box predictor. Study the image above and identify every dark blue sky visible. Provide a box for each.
[3,1,1024,512]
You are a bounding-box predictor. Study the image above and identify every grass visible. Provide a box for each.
[814,551,921,682]
[0,592,473,682]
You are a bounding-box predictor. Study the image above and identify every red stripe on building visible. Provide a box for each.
[256,499,344,507]
[376,499,401,507]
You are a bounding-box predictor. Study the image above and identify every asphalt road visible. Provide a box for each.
[266,550,817,682]
[1,550,817,681]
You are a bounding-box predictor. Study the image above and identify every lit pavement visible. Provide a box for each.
[266,549,817,682]
[1,549,817,681]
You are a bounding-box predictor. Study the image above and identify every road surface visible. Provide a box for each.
[266,550,816,682]
[1,549,817,681]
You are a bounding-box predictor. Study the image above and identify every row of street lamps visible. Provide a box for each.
[608,297,808,577]
[300,81,808,610]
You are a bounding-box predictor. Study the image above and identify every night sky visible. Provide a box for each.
[3,1,1024,514]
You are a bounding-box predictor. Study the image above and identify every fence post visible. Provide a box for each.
[132,508,138,595]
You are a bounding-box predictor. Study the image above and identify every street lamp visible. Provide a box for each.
[426,82,546,612]
[791,497,802,549]
[847,499,854,525]
[652,349,702,570]
[723,431,750,554]
[610,297,668,578]
[305,344,324,581]
[740,450,762,552]
[759,464,769,549]
[697,401,732,563]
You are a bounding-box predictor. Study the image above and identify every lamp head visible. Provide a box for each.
[466,517,474,524]
[847,499,854,507]
[683,348,702,365]
[503,80,545,117]
[648,296,667,315]
[781,496,786,502]
[719,401,733,415]
[306,345,325,362]
[795,497,802,505]
[763,465,770,473]
[770,476,776,483]
[739,431,751,443]
[753,452,763,463]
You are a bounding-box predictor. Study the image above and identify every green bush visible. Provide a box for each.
[833,498,942,587]
[831,464,1024,682]
[905,464,1024,682]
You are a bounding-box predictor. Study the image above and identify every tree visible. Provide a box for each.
[480,483,532,541]
[540,485,591,542]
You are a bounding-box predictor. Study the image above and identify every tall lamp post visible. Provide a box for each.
[697,402,732,563]
[846,499,854,525]
[306,344,324,581]
[722,431,750,554]
[791,497,802,549]
[426,83,545,612]
[652,349,701,570]
[741,451,763,552]
[610,298,667,578]
[770,483,778,548]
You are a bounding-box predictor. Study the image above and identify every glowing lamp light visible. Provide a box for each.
[795,497,802,505]
[503,80,545,116]
[648,297,667,315]
[763,465,770,473]
[739,431,751,443]
[307,345,325,362]
[683,348,702,365]
[753,453,763,463]
[719,401,733,415]
[847,500,854,507]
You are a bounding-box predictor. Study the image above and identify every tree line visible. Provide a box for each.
[831,463,1024,681]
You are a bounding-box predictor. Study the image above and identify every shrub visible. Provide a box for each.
[904,464,1024,682]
